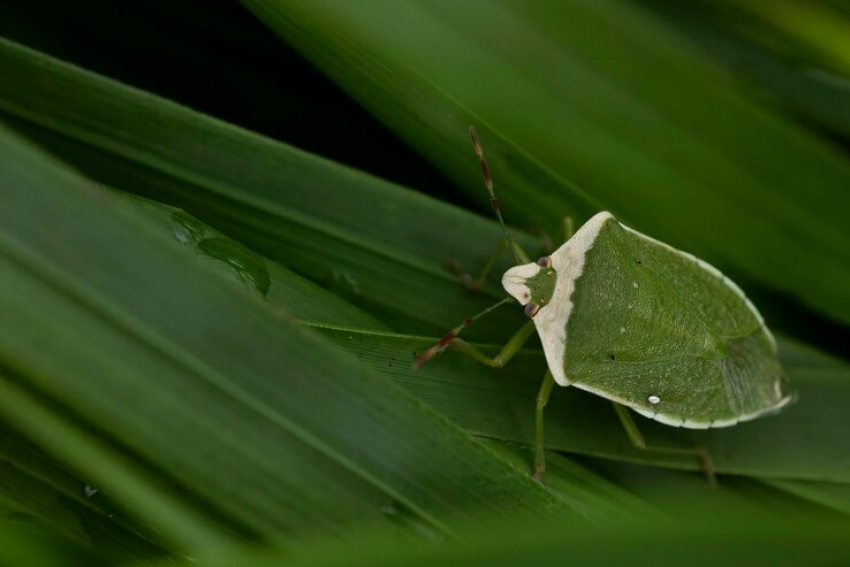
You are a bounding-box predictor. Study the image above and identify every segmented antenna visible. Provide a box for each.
[469,126,521,264]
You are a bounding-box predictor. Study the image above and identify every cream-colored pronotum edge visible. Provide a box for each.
[503,212,613,388]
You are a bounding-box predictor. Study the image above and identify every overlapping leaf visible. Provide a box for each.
[0,38,847,487]
[0,124,609,554]
[241,0,850,327]
[1,13,849,565]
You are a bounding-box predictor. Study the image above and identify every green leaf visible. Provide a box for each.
[2,4,849,563]
[643,1,850,142]
[150,508,850,567]
[0,36,531,342]
[0,515,104,567]
[0,374,228,555]
[315,325,850,482]
[574,457,850,521]
[1,36,846,487]
[122,193,388,329]
[762,479,850,517]
[0,428,164,560]
[240,0,850,327]
[0,121,624,552]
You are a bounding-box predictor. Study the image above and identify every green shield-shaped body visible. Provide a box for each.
[502,212,793,428]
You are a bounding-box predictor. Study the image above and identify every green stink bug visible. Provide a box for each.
[416,127,794,482]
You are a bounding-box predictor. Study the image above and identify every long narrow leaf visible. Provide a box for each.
[315,325,850,482]
[0,122,616,548]
[0,428,163,559]
[0,37,530,342]
[1,37,845,485]
[242,0,850,326]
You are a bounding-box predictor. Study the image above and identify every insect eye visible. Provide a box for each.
[537,257,552,268]
[524,302,540,318]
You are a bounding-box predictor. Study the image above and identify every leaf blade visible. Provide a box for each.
[0,120,619,548]
[241,0,850,326]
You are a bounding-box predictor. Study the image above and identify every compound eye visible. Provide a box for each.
[524,302,540,318]
[537,256,552,268]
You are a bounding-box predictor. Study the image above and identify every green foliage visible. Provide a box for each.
[0,1,848,565]
[241,0,850,326]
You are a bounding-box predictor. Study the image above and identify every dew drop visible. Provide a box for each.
[328,269,362,302]
[198,237,271,299]
[170,211,205,245]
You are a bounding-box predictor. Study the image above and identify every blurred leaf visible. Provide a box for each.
[0,36,532,342]
[0,0,458,202]
[0,36,846,489]
[0,373,228,556]
[0,515,104,567]
[716,1,850,77]
[241,0,850,327]
[641,0,850,143]
[763,478,850,516]
[564,456,844,521]
[0,119,634,553]
[0,428,164,560]
[153,507,850,567]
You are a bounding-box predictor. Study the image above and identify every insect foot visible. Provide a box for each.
[697,446,718,490]
[531,464,545,481]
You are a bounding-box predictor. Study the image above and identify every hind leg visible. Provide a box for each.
[612,403,717,488]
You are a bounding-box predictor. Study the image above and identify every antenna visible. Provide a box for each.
[469,126,522,264]
[412,127,523,369]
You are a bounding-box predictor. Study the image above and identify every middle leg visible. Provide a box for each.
[532,370,556,480]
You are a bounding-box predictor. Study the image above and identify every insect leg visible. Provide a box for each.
[446,237,534,293]
[612,402,648,449]
[533,370,556,480]
[446,238,507,292]
[413,299,530,367]
[612,403,717,489]
[446,320,535,367]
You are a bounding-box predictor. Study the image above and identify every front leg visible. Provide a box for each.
[446,320,536,367]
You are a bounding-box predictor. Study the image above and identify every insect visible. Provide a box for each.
[415,126,794,483]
